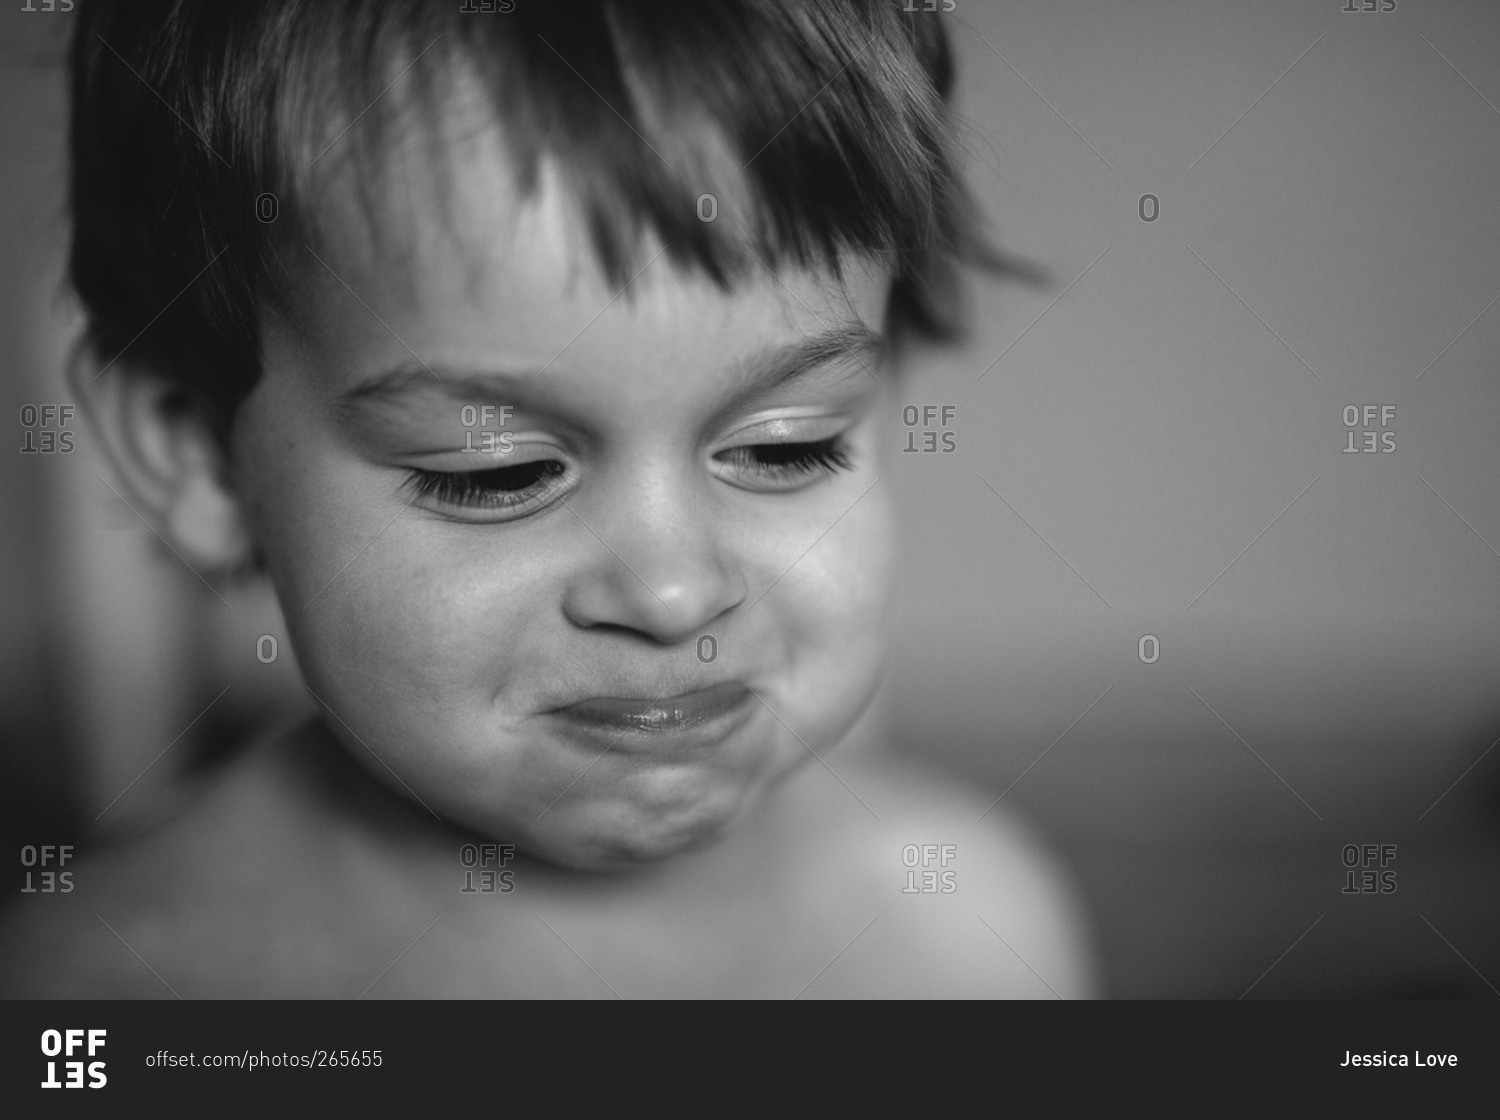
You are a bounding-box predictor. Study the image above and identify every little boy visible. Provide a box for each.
[2,0,1096,997]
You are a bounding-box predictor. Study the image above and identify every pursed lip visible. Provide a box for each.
[548,681,757,739]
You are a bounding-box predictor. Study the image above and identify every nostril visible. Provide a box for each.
[561,552,747,644]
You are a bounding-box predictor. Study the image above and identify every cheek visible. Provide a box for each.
[751,402,900,657]
[292,527,565,720]
[773,488,896,674]
[751,490,893,760]
[230,400,536,713]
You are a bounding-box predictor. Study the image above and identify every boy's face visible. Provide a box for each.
[230,102,897,869]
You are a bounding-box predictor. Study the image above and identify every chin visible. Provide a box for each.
[520,790,754,872]
[518,825,726,873]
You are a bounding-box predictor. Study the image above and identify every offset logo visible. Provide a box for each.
[1341,405,1396,454]
[459,843,516,894]
[18,404,76,455]
[459,404,515,456]
[901,844,958,894]
[901,405,957,454]
[19,844,74,893]
[40,1029,106,1089]
[1341,843,1397,894]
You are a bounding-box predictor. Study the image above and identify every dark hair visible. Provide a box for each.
[70,0,1027,430]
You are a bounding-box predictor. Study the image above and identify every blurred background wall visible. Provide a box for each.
[0,13,309,880]
[4,1,1498,997]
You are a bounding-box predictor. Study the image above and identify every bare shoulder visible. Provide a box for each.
[0,730,1102,999]
[763,748,1102,998]
[0,726,441,998]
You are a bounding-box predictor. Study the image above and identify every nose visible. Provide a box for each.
[559,478,747,644]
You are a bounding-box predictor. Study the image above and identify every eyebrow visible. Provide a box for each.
[333,323,885,418]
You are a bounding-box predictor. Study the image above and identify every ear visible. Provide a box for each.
[67,337,255,571]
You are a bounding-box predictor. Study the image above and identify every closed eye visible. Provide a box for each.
[714,435,853,488]
[405,458,567,514]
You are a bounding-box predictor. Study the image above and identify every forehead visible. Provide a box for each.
[279,72,892,396]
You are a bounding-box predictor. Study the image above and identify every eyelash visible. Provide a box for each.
[405,459,567,512]
[404,436,854,517]
[715,435,854,483]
